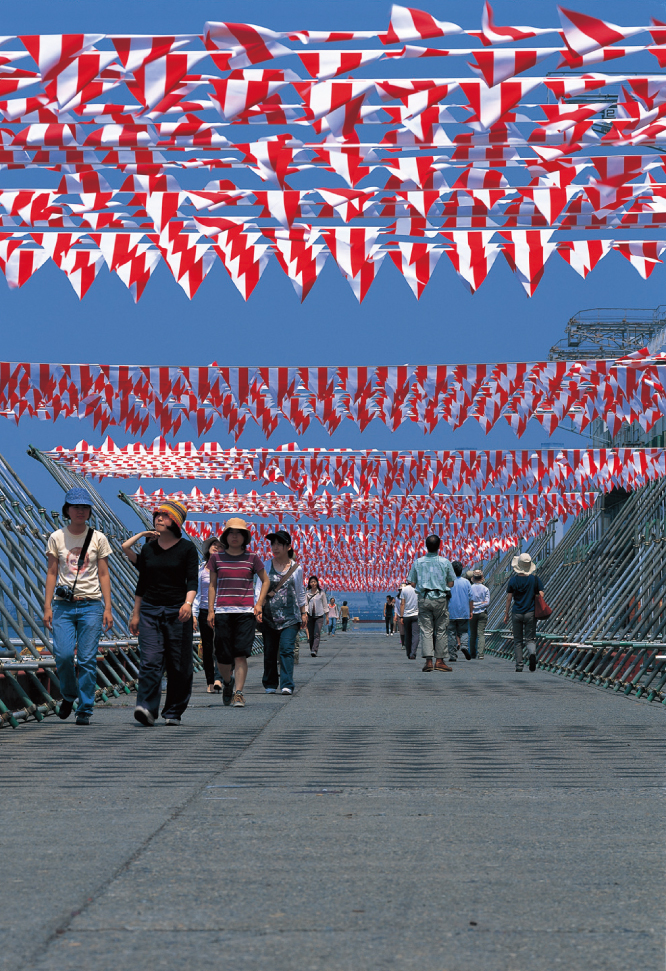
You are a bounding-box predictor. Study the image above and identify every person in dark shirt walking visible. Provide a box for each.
[503,552,544,673]
[130,500,198,726]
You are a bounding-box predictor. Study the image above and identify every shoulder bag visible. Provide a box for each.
[533,575,553,620]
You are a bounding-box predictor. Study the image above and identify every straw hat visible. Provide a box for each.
[511,552,536,575]
[221,516,251,545]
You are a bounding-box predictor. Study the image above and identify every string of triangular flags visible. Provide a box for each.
[8,349,666,438]
[0,8,666,299]
[44,441,665,497]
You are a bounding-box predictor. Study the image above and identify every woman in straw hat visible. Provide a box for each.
[503,552,544,673]
[207,517,269,708]
[129,500,199,726]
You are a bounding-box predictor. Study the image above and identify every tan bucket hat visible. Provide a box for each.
[512,552,536,575]
[221,516,251,545]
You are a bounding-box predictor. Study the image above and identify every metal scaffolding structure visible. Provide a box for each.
[484,481,666,703]
[548,306,666,362]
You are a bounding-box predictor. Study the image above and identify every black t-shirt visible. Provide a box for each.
[506,573,543,614]
[135,538,199,608]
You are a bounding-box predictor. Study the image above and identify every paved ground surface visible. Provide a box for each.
[2,632,664,971]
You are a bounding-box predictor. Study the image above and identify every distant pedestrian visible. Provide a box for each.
[44,487,114,726]
[470,570,490,659]
[341,601,350,632]
[306,575,327,656]
[399,580,420,659]
[383,595,395,635]
[193,536,224,693]
[130,500,198,727]
[408,534,455,672]
[447,561,473,662]
[328,597,339,634]
[207,517,270,708]
[503,552,543,673]
[261,530,306,696]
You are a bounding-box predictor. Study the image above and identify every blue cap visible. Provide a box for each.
[64,487,94,507]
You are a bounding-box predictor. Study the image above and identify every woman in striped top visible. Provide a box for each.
[207,518,269,708]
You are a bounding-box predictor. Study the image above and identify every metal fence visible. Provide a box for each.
[484,481,666,704]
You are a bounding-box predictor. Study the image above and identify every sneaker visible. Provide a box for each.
[75,714,90,726]
[515,666,524,673]
[232,691,245,708]
[529,654,537,672]
[57,699,74,720]
[134,705,155,727]
[461,648,471,660]
[281,687,293,695]
[222,678,234,706]
[311,652,317,657]
[422,659,433,672]
[434,659,453,672]
[408,654,416,660]
[265,687,277,694]
[164,717,181,725]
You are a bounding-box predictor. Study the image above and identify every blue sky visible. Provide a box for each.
[2,0,666,523]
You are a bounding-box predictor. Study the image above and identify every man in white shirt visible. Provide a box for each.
[470,569,490,659]
[399,580,420,660]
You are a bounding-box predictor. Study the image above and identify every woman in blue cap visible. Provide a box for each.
[44,487,114,725]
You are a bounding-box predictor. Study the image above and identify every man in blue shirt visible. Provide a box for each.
[447,561,474,662]
[408,534,456,673]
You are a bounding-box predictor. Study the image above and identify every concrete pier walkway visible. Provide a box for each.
[2,632,664,971]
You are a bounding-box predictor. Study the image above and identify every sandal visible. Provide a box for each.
[213,680,223,692]
[207,684,215,693]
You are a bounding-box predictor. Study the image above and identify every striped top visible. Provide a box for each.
[210,550,264,614]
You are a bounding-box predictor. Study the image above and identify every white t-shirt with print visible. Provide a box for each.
[46,527,112,600]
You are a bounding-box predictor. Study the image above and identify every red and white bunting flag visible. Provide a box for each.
[317,187,377,222]
[114,245,161,302]
[44,51,119,109]
[253,190,304,228]
[158,235,215,298]
[440,230,502,292]
[321,227,382,278]
[460,78,543,129]
[613,240,666,279]
[544,74,611,100]
[269,235,329,301]
[389,241,442,298]
[19,33,105,83]
[558,6,645,56]
[500,229,558,296]
[0,243,49,289]
[111,35,192,73]
[539,101,608,133]
[294,79,375,136]
[381,5,463,44]
[204,20,291,68]
[211,69,297,120]
[89,232,146,270]
[480,2,555,46]
[144,192,185,232]
[517,186,580,223]
[469,48,556,87]
[214,231,271,300]
[54,245,105,298]
[557,239,612,278]
[298,50,384,80]
[128,52,208,111]
[558,46,644,70]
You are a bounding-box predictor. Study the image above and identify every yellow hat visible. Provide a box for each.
[154,499,187,530]
[221,516,251,545]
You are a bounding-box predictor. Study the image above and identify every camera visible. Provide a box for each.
[55,584,75,602]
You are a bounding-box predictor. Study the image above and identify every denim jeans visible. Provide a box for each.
[328,618,336,634]
[52,599,104,718]
[262,623,298,691]
[512,611,536,669]
[137,602,194,720]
